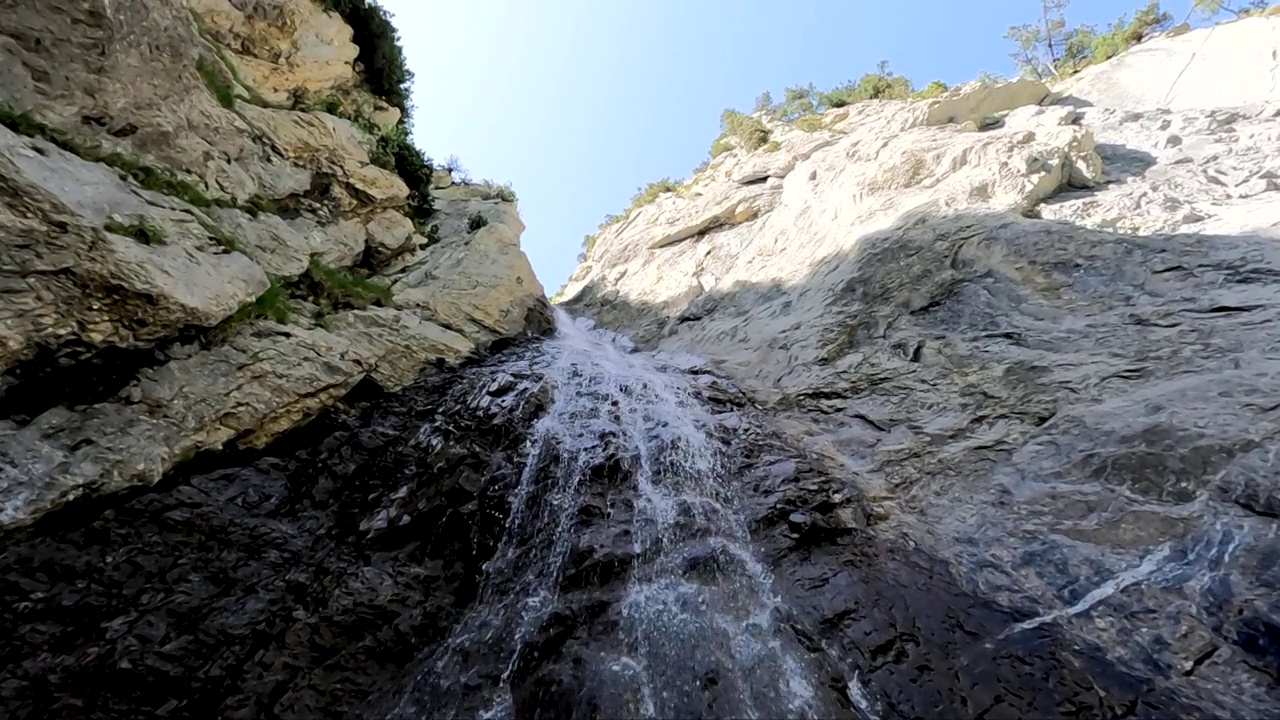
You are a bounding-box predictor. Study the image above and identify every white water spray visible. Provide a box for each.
[385,310,824,718]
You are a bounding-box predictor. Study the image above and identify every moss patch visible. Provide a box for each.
[196,55,236,109]
[104,217,167,246]
[305,258,393,309]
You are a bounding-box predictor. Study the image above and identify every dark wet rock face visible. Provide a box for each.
[0,323,1252,719]
[0,349,550,719]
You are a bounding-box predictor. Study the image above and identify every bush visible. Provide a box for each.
[709,134,734,158]
[819,63,914,107]
[373,124,434,226]
[315,0,413,113]
[914,80,950,99]
[792,115,824,132]
[719,109,770,152]
[1007,0,1172,79]
[624,178,679,215]
[763,140,782,152]
[579,233,598,261]
[467,212,489,232]
[478,180,517,203]
[591,177,679,241]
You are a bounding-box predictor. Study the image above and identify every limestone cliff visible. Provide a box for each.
[0,0,549,527]
[560,14,1280,713]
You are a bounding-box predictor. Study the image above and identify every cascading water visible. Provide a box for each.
[383,309,830,719]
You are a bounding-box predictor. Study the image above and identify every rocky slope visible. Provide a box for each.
[559,14,1280,716]
[0,0,549,527]
[0,317,1213,719]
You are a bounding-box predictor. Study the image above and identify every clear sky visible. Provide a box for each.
[378,0,1206,293]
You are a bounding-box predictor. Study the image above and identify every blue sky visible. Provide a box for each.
[378,0,1207,292]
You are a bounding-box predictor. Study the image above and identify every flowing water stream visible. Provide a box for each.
[383,310,827,718]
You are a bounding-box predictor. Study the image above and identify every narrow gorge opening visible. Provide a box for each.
[381,310,843,719]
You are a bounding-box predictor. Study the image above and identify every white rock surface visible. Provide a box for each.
[560,16,1280,710]
[1055,14,1280,111]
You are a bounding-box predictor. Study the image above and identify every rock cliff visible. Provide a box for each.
[0,0,549,527]
[560,14,1280,715]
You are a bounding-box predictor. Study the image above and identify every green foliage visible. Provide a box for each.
[625,178,679,215]
[586,177,679,253]
[4,107,225,208]
[315,0,413,113]
[243,194,281,217]
[0,106,52,139]
[478,179,518,203]
[421,223,441,248]
[1193,0,1271,17]
[198,217,249,255]
[738,62,915,142]
[719,109,771,152]
[709,134,734,158]
[752,91,775,116]
[104,217,166,245]
[914,80,950,99]
[209,45,275,108]
[778,84,820,120]
[373,123,434,225]
[102,152,217,207]
[578,233,597,262]
[196,55,236,109]
[763,139,782,152]
[467,212,489,232]
[818,62,914,108]
[296,6,440,231]
[792,114,825,132]
[1006,0,1172,79]
[305,258,393,309]
[227,280,292,325]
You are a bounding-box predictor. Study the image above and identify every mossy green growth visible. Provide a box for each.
[227,279,292,325]
[104,217,167,246]
[1,105,226,209]
[792,114,825,132]
[210,45,276,108]
[196,55,236,109]
[709,134,734,158]
[197,217,250,255]
[372,124,434,226]
[763,140,782,152]
[306,258,393,308]
[242,194,280,217]
[467,212,489,232]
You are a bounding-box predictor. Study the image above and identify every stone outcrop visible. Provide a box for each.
[559,14,1280,716]
[0,0,550,527]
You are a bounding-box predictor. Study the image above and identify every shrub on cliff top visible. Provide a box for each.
[371,123,434,226]
[1006,0,1173,79]
[316,0,413,114]
[718,109,771,152]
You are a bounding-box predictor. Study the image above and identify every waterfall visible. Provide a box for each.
[383,309,828,719]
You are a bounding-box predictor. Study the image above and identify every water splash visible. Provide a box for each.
[384,309,824,718]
